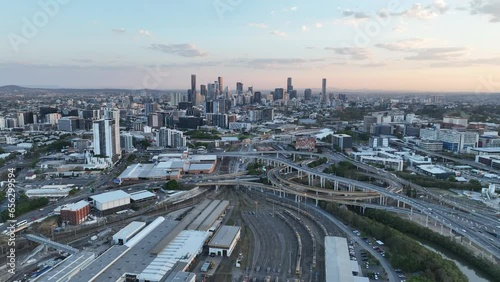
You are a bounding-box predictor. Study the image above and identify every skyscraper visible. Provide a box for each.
[304,89,312,100]
[273,88,284,101]
[321,78,329,105]
[95,109,121,163]
[253,91,262,104]
[200,84,207,97]
[218,76,223,97]
[190,74,196,103]
[287,77,293,93]
[236,82,243,94]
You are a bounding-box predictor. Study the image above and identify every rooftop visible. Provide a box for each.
[73,219,177,282]
[208,225,241,248]
[325,236,354,282]
[112,221,146,240]
[417,165,449,174]
[130,190,156,201]
[61,200,89,211]
[89,190,130,203]
[470,147,500,153]
[138,230,209,282]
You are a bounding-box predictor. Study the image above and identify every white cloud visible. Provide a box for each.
[325,47,372,60]
[342,10,370,19]
[405,47,468,60]
[393,26,408,32]
[149,43,207,57]
[315,22,323,28]
[470,0,500,22]
[375,38,428,51]
[138,29,152,36]
[270,30,287,37]
[112,28,126,34]
[283,6,298,12]
[400,3,439,20]
[301,25,309,31]
[249,23,268,29]
[434,0,449,13]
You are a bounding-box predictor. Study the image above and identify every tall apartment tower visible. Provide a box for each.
[218,76,223,98]
[236,82,243,94]
[287,77,293,93]
[93,109,121,164]
[321,78,329,105]
[189,74,196,104]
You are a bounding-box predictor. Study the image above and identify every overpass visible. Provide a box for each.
[196,180,411,214]
[24,234,79,254]
[216,150,500,261]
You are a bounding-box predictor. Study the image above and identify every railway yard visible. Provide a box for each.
[216,187,384,282]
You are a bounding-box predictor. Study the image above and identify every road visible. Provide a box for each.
[217,150,500,261]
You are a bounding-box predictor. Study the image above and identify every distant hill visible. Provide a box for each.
[0,85,32,91]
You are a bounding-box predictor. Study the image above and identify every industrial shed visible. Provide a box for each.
[113,221,146,245]
[89,190,131,215]
[130,190,157,207]
[208,225,241,257]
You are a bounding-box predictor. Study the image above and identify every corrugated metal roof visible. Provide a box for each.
[138,230,209,282]
[90,190,130,204]
[112,221,146,240]
[208,225,240,248]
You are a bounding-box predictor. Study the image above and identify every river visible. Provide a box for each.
[417,239,491,282]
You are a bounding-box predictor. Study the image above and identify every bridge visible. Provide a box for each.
[24,234,79,254]
[215,150,500,261]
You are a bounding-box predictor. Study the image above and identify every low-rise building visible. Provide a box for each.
[112,221,146,245]
[208,225,241,257]
[89,190,131,216]
[60,200,90,225]
[416,165,455,179]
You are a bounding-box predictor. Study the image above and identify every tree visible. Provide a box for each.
[448,176,456,182]
[164,180,179,190]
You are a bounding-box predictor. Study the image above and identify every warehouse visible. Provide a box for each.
[416,164,455,179]
[25,184,75,199]
[325,236,368,282]
[137,230,209,282]
[186,200,221,230]
[197,200,229,231]
[60,200,90,225]
[113,221,146,245]
[72,217,177,282]
[208,225,241,257]
[38,251,96,282]
[130,190,157,207]
[164,271,196,282]
[89,190,131,216]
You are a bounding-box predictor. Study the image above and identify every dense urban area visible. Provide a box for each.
[0,80,500,282]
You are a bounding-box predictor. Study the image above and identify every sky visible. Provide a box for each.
[1,0,500,93]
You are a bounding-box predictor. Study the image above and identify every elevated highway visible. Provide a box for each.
[216,151,500,261]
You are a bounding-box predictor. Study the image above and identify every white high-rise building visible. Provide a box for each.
[92,109,121,165]
[156,127,186,148]
[120,133,135,152]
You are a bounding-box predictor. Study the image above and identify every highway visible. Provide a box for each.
[216,151,500,261]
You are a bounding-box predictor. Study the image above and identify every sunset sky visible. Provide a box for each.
[1,0,500,92]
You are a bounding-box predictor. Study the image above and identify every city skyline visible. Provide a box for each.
[1,0,500,92]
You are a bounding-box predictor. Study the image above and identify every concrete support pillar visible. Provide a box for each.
[397,200,400,208]
[293,154,296,162]
[425,215,429,227]
[440,223,443,235]
[334,181,339,191]
[315,199,318,206]
[216,185,219,193]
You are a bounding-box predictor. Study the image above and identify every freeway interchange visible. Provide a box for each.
[214,150,500,262]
